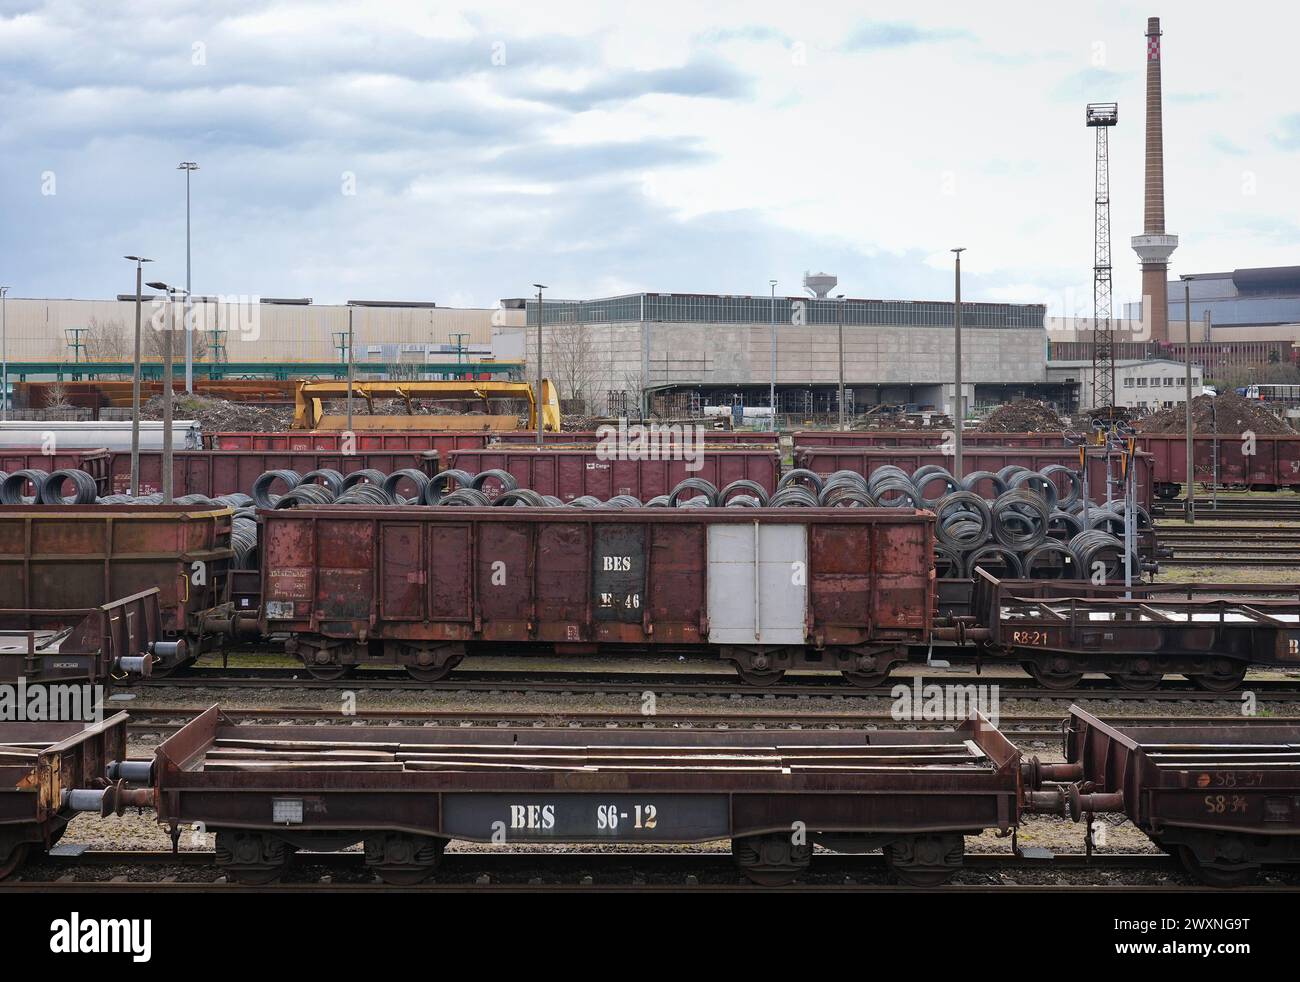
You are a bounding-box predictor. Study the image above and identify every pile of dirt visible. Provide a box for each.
[1138,390,1295,435]
[976,399,1065,433]
[140,394,294,432]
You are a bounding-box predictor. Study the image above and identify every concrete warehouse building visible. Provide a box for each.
[1046,358,1203,412]
[0,296,526,376]
[511,292,1055,418]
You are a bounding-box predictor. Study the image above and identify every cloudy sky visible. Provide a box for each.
[0,1,1296,314]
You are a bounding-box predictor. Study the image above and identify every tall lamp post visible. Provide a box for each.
[124,257,153,495]
[1182,275,1195,524]
[177,162,199,393]
[836,294,846,429]
[768,280,777,432]
[533,284,547,445]
[951,247,966,480]
[0,285,8,422]
[147,280,187,503]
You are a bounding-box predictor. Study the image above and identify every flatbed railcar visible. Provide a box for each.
[79,705,1023,886]
[257,505,935,684]
[0,712,129,880]
[0,588,174,684]
[968,570,1300,691]
[1033,706,1300,886]
[204,431,491,455]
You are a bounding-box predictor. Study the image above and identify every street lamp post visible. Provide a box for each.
[769,280,777,433]
[836,294,846,429]
[124,257,153,495]
[0,285,8,422]
[1183,275,1195,525]
[346,304,355,433]
[148,281,187,503]
[178,162,199,393]
[951,248,966,480]
[533,284,547,445]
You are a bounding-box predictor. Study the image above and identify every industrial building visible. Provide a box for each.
[0,296,526,380]
[1046,358,1202,411]
[513,291,1056,418]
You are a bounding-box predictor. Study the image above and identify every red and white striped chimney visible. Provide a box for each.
[1131,15,1178,342]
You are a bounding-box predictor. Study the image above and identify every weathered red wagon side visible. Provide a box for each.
[107,449,441,497]
[444,447,782,499]
[0,448,111,496]
[791,430,1075,449]
[205,431,490,456]
[258,506,934,684]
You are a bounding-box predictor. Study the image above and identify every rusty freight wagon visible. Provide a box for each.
[794,445,1155,513]
[444,447,782,500]
[107,449,441,498]
[91,705,1023,886]
[0,505,233,665]
[0,712,129,879]
[258,506,935,684]
[791,430,1078,449]
[0,588,175,684]
[0,448,111,498]
[493,430,782,447]
[969,570,1300,691]
[205,430,491,457]
[1039,706,1300,886]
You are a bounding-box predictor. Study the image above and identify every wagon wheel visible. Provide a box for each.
[841,670,890,688]
[885,862,956,888]
[1022,663,1084,691]
[734,666,786,687]
[403,660,461,683]
[1177,846,1258,888]
[302,664,355,682]
[1106,673,1163,691]
[731,834,809,886]
[0,843,30,881]
[1189,666,1249,692]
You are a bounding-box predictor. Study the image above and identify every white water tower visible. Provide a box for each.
[803,271,837,298]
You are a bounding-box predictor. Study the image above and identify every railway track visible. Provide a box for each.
[128,667,1300,700]
[118,706,1300,740]
[13,850,1294,893]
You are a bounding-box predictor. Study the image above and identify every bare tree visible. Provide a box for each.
[82,317,131,363]
[546,323,600,414]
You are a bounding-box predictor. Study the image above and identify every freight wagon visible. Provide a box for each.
[0,448,111,497]
[0,712,129,879]
[791,430,1077,449]
[794,445,1155,513]
[1034,706,1300,885]
[77,705,1022,886]
[106,449,441,498]
[444,448,782,500]
[0,505,233,663]
[493,430,781,446]
[258,506,935,684]
[205,431,491,456]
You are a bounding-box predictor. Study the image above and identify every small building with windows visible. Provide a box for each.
[1046,358,1203,411]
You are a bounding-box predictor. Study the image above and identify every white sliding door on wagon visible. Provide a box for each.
[706,522,808,645]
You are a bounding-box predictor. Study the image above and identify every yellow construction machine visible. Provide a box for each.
[291,379,562,431]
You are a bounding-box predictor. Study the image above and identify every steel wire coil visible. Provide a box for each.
[963,543,1025,578]
[251,469,302,509]
[38,468,99,505]
[776,468,824,495]
[669,477,720,507]
[1021,540,1077,579]
[991,489,1049,550]
[0,469,49,505]
[382,468,431,502]
[421,469,475,505]
[719,479,770,506]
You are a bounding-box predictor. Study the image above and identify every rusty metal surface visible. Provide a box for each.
[795,445,1155,512]
[205,431,489,456]
[971,570,1300,668]
[1064,706,1300,840]
[0,448,111,496]
[792,431,1075,449]
[107,449,441,497]
[446,448,782,499]
[150,707,1019,842]
[494,430,781,447]
[0,713,129,877]
[0,588,166,684]
[0,505,233,634]
[258,507,934,654]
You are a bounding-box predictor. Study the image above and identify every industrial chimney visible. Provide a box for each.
[1130,15,1178,342]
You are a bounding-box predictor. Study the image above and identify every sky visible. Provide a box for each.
[0,0,1296,315]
